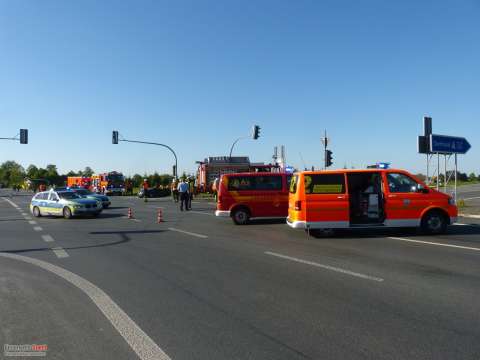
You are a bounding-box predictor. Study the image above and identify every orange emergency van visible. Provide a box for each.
[287,169,457,234]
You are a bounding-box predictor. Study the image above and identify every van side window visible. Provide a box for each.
[228,176,254,191]
[304,174,345,194]
[255,176,282,190]
[387,173,418,193]
[227,176,282,191]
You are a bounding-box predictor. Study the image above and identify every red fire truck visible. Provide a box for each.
[196,157,275,193]
[91,171,126,195]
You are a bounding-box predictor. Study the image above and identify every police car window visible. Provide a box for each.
[58,192,81,199]
[49,193,59,201]
[387,173,418,193]
[304,174,345,194]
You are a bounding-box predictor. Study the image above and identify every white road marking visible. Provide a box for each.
[51,247,70,258]
[33,226,43,231]
[3,198,18,208]
[28,220,37,225]
[463,196,480,201]
[388,237,480,252]
[0,252,171,360]
[265,251,384,282]
[188,211,214,216]
[21,212,28,216]
[41,234,55,243]
[24,216,32,220]
[132,219,141,222]
[168,227,208,239]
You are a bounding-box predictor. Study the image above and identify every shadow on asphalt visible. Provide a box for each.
[105,206,129,210]
[1,230,166,254]
[0,218,27,222]
[248,219,287,225]
[307,225,480,239]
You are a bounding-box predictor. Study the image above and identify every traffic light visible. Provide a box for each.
[325,150,333,168]
[172,165,177,177]
[252,125,261,140]
[20,129,28,144]
[112,130,119,144]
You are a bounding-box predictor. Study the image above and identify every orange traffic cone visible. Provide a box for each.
[128,207,133,219]
[157,208,163,223]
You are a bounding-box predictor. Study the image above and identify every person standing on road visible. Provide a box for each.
[188,177,195,210]
[171,178,179,203]
[177,178,189,211]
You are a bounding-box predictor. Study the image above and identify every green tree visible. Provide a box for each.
[132,174,143,187]
[468,172,476,182]
[0,161,25,187]
[82,166,94,177]
[26,164,39,179]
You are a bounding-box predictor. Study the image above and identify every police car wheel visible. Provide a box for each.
[33,206,41,217]
[232,208,250,225]
[422,211,447,234]
[63,207,72,219]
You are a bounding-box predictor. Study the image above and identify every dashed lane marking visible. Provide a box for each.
[168,227,208,239]
[33,226,43,232]
[265,251,384,282]
[51,247,69,258]
[41,235,55,243]
[388,236,480,252]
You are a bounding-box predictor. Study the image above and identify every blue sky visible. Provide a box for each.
[0,0,478,176]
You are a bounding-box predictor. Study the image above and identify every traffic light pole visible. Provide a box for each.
[229,136,249,159]
[0,129,28,144]
[119,139,178,178]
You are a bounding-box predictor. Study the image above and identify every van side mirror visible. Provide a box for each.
[416,184,429,194]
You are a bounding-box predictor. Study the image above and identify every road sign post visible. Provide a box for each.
[418,117,471,202]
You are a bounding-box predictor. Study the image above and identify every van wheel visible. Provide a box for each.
[421,211,447,234]
[63,207,72,219]
[33,206,41,217]
[232,208,250,225]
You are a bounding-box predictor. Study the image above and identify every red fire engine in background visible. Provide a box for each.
[196,157,275,193]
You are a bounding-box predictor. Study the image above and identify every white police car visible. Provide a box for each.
[30,190,102,219]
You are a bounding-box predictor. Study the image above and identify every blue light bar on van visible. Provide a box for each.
[377,162,390,169]
[285,166,294,173]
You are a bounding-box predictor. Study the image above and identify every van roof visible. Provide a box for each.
[222,172,287,177]
[296,168,408,175]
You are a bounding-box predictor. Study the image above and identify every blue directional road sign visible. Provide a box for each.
[430,134,471,154]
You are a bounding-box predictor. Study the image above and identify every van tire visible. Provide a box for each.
[32,206,41,217]
[421,210,447,234]
[232,207,250,225]
[63,207,72,219]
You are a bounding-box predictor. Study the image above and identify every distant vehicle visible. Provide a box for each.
[138,187,169,198]
[30,190,102,219]
[67,176,92,189]
[215,172,292,225]
[91,171,126,195]
[287,168,458,234]
[70,188,111,208]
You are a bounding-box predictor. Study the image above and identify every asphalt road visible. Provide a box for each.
[1,189,480,359]
[456,184,480,212]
